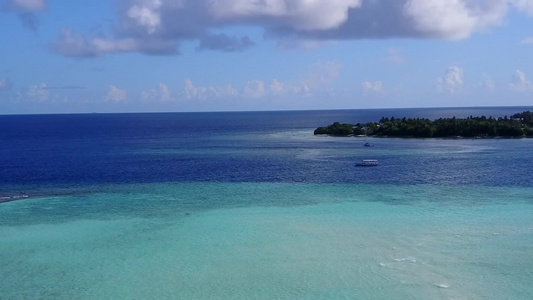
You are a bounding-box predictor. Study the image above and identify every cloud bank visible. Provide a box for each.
[181,60,341,101]
[51,0,533,57]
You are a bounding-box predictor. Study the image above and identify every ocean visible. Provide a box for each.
[1,107,532,299]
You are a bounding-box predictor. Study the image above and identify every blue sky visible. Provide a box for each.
[1,0,533,114]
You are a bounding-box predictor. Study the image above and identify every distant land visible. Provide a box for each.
[314,111,533,138]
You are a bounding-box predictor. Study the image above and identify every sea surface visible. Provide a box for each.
[1,107,532,299]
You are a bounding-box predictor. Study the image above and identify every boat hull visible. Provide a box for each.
[355,160,378,167]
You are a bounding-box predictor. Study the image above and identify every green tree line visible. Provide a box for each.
[314,111,533,138]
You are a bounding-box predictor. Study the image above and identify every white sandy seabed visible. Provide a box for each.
[1,183,532,300]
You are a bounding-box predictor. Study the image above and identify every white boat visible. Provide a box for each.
[355,159,378,166]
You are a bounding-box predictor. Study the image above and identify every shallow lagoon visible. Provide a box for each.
[1,183,532,299]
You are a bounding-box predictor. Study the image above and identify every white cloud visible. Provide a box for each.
[268,79,311,96]
[51,0,533,57]
[437,66,464,93]
[182,60,341,101]
[209,0,363,31]
[242,80,266,98]
[404,0,508,40]
[159,83,170,99]
[184,78,287,100]
[141,83,171,101]
[184,79,200,99]
[510,69,533,91]
[362,81,385,95]
[270,79,285,95]
[184,79,210,99]
[0,79,12,91]
[27,83,49,101]
[184,79,238,99]
[105,85,127,103]
[126,0,162,34]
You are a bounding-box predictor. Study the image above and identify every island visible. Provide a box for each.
[314,111,533,138]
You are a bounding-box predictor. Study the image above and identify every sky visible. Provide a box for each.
[1,0,533,114]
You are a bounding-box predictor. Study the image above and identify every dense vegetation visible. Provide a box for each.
[314,111,533,138]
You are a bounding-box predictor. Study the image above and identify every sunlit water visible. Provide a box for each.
[1,108,532,299]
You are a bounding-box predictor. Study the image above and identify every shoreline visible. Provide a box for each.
[314,134,532,139]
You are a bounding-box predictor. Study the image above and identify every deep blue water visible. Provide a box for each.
[1,107,532,197]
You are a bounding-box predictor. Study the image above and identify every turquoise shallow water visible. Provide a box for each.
[1,183,532,299]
